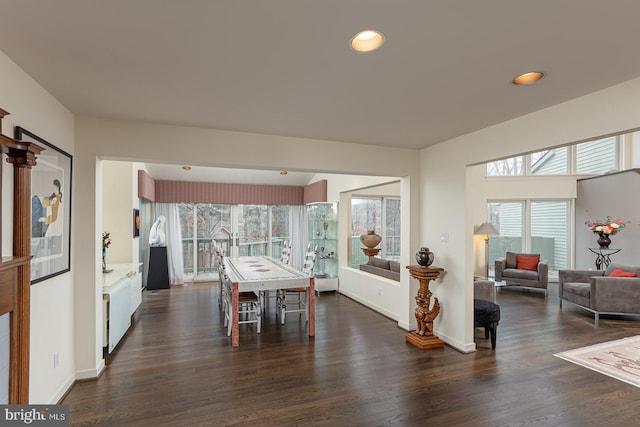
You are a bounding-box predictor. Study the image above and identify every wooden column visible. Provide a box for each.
[405,265,445,350]
[0,108,43,403]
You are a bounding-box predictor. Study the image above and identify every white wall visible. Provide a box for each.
[422,76,640,352]
[309,173,399,203]
[103,160,135,264]
[575,170,640,268]
[0,50,76,403]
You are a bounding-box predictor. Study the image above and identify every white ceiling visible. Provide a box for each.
[3,1,640,182]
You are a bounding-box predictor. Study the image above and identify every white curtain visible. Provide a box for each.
[289,205,308,271]
[154,203,184,285]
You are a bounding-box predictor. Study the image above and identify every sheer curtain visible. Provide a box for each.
[154,203,184,285]
[289,205,307,271]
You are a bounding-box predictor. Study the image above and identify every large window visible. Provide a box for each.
[487,200,569,280]
[179,203,291,281]
[488,136,620,177]
[351,197,400,267]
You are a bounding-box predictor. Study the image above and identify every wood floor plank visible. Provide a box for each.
[63,283,640,426]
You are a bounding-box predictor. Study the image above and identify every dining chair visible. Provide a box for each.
[261,241,292,312]
[215,242,225,307]
[222,272,262,336]
[277,244,315,324]
[280,240,291,265]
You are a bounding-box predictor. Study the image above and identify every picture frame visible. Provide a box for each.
[133,208,140,237]
[15,127,73,284]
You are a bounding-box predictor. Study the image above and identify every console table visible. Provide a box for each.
[588,248,621,270]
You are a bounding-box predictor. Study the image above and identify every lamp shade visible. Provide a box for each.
[474,222,499,236]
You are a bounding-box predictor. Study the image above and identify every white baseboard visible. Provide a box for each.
[436,330,476,353]
[338,289,398,321]
[51,372,76,404]
[75,359,106,381]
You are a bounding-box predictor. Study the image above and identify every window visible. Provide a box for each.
[531,201,568,274]
[179,203,292,281]
[351,197,400,267]
[487,202,524,276]
[531,147,569,175]
[488,200,569,280]
[487,157,524,176]
[270,205,290,260]
[576,136,617,174]
[487,135,621,177]
[179,203,232,280]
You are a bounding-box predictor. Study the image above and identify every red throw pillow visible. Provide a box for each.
[517,255,540,271]
[609,268,638,278]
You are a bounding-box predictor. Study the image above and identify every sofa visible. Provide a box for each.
[495,251,549,295]
[359,257,400,281]
[559,262,640,325]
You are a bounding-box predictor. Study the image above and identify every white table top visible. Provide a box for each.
[102,263,142,291]
[223,256,309,290]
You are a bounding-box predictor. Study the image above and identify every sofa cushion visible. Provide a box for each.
[517,255,539,271]
[389,261,400,273]
[609,268,638,278]
[502,268,539,281]
[563,281,590,298]
[505,252,518,269]
[368,257,390,270]
[604,263,640,278]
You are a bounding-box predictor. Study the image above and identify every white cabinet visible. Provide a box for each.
[130,272,142,316]
[102,263,142,354]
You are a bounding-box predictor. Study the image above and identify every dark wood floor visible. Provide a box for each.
[63,283,640,426]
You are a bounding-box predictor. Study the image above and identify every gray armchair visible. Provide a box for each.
[494,251,548,295]
[559,263,640,325]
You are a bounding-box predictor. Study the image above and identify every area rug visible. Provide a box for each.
[555,335,640,388]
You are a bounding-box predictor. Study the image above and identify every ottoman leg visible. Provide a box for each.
[484,326,490,339]
[490,323,498,349]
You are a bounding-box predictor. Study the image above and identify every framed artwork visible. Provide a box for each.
[15,127,73,284]
[133,208,140,237]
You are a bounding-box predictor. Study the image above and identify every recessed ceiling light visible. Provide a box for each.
[350,30,385,52]
[280,171,288,175]
[512,71,545,85]
[182,165,192,170]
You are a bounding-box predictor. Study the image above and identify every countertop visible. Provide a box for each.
[102,263,142,291]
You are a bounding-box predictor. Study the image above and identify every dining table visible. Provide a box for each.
[223,255,315,347]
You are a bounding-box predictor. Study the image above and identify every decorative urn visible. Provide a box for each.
[416,247,434,267]
[360,230,382,249]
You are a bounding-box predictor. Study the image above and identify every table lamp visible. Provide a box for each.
[474,222,499,279]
